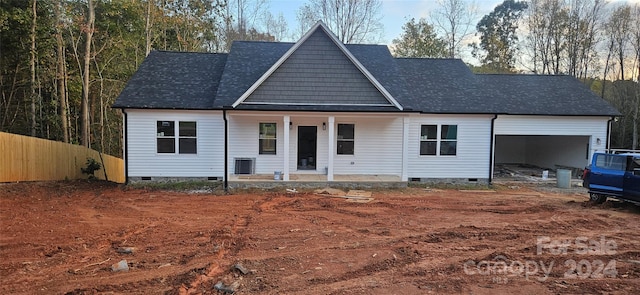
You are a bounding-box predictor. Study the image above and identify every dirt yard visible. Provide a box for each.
[1,181,639,294]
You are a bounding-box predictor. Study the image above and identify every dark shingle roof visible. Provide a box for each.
[396,58,497,113]
[474,74,620,116]
[113,42,619,117]
[113,51,227,109]
[346,44,413,109]
[213,41,293,108]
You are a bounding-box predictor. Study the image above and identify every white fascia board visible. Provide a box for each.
[231,21,404,111]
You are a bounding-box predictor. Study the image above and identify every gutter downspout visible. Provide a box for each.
[223,109,229,193]
[123,110,129,184]
[606,116,614,153]
[489,114,498,185]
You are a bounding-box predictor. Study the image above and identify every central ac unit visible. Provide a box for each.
[234,158,255,174]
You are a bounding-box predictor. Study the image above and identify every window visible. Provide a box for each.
[179,121,197,154]
[337,124,354,155]
[157,121,175,153]
[595,154,626,170]
[419,124,457,156]
[440,125,457,155]
[157,121,197,154]
[420,125,437,155]
[259,123,277,155]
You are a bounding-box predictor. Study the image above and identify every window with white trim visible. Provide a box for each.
[337,124,354,155]
[419,124,457,156]
[178,121,197,154]
[440,125,457,155]
[157,121,197,154]
[419,125,437,155]
[259,123,277,155]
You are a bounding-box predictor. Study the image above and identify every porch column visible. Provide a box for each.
[401,116,410,181]
[327,116,335,181]
[283,115,290,181]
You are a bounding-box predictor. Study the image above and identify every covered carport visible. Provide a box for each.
[492,115,610,179]
[494,135,591,170]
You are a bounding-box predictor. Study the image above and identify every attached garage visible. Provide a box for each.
[493,115,611,174]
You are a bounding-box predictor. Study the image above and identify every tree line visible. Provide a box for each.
[0,0,287,156]
[392,0,639,149]
[1,0,639,157]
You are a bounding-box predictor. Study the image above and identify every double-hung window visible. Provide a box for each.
[157,120,197,154]
[439,125,457,155]
[337,124,354,155]
[419,124,457,156]
[259,123,277,155]
[419,125,437,155]
[178,121,197,154]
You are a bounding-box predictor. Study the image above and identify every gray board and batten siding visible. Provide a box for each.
[243,30,391,106]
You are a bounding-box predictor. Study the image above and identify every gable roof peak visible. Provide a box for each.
[230,20,403,110]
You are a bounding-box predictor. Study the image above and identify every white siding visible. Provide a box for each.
[494,115,609,163]
[126,110,224,177]
[228,112,403,176]
[407,114,493,179]
[228,115,285,174]
[332,116,403,175]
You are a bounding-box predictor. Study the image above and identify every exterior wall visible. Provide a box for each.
[125,109,224,178]
[228,114,286,174]
[227,112,403,176]
[124,112,608,182]
[406,114,493,179]
[332,116,403,175]
[494,115,609,168]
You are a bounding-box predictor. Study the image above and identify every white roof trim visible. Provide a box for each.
[231,21,403,110]
[241,101,395,107]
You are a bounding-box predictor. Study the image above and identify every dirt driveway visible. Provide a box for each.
[1,181,639,294]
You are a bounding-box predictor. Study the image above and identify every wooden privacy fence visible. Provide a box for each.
[0,132,125,183]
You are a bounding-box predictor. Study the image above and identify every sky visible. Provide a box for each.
[269,0,515,44]
[268,0,639,45]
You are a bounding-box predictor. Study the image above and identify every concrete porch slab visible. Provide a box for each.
[229,174,401,182]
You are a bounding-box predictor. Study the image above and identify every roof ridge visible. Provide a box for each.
[395,57,463,61]
[475,73,572,77]
[152,50,226,55]
[231,40,295,45]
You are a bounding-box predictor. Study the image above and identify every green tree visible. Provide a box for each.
[392,18,447,58]
[473,0,527,73]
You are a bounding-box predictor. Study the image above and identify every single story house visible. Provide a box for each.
[113,22,619,186]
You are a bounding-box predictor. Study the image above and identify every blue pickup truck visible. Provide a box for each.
[583,152,640,204]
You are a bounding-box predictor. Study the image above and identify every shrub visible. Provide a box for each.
[81,157,102,179]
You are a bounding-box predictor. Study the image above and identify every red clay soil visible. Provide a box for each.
[1,181,639,294]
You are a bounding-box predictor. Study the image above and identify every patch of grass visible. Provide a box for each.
[128,181,224,193]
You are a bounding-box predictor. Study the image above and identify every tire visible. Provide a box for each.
[589,193,607,204]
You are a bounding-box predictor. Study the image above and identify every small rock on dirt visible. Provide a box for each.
[116,247,135,254]
[111,260,129,272]
[234,263,249,275]
[214,281,239,294]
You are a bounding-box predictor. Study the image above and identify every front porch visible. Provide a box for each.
[228,111,408,183]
